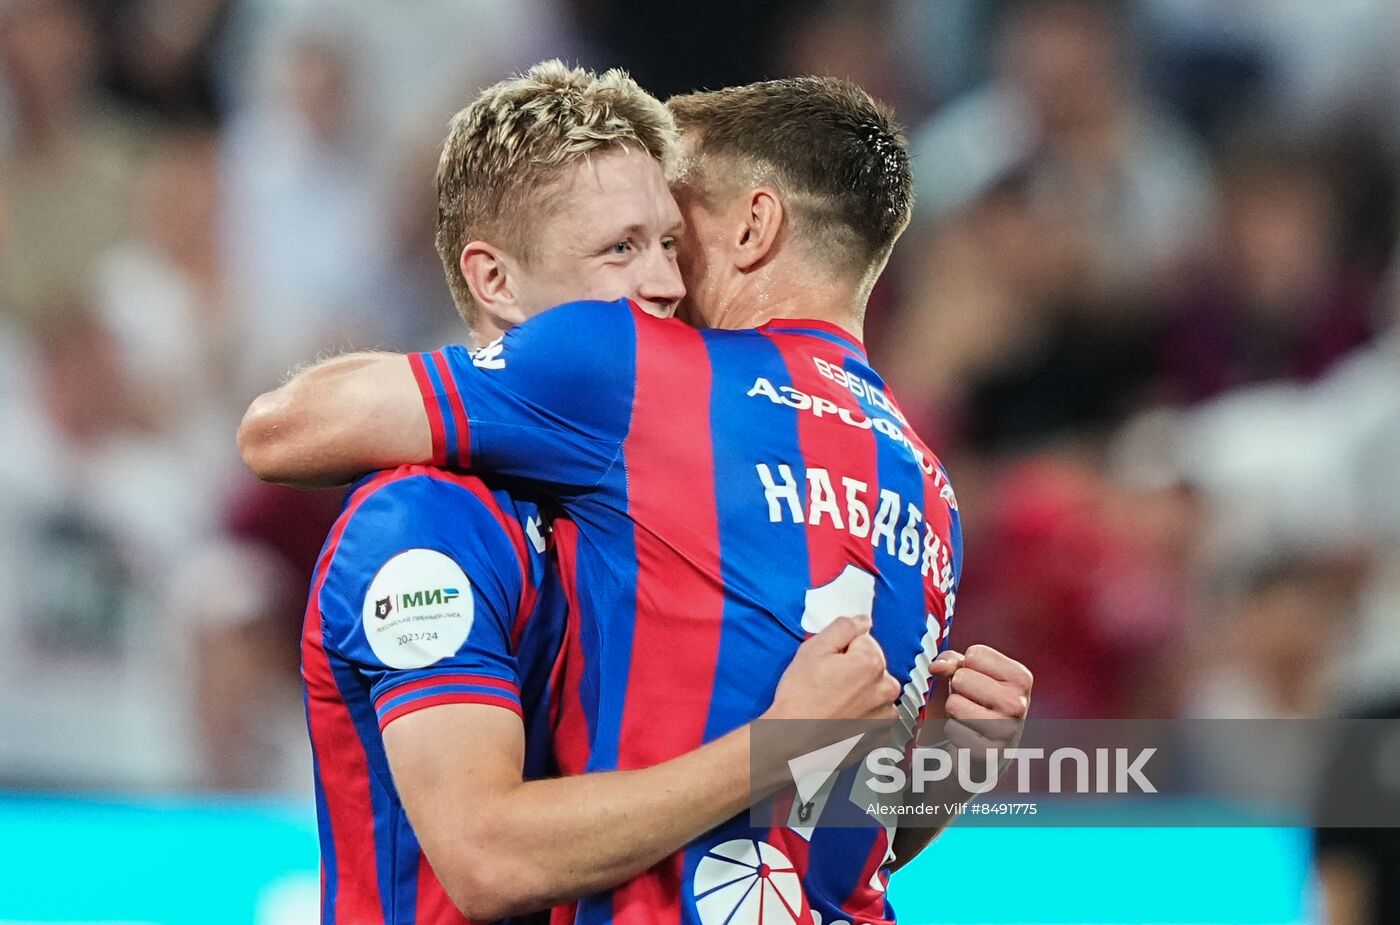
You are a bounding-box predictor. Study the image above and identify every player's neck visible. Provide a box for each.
[470,317,510,348]
[709,270,866,343]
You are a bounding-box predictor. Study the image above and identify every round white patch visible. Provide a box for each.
[362,549,474,669]
[694,839,804,925]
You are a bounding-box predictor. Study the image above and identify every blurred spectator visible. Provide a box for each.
[0,307,206,788]
[91,128,240,456]
[218,28,386,388]
[910,0,1211,287]
[1160,299,1400,706]
[173,478,341,791]
[882,181,1163,454]
[885,0,1212,453]
[570,0,805,100]
[1158,145,1382,404]
[952,453,1197,719]
[1188,556,1362,720]
[774,0,928,122]
[365,130,464,349]
[0,0,148,329]
[891,0,1001,106]
[95,0,236,124]
[1144,0,1398,142]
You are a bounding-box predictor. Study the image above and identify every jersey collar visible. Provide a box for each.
[756,318,867,358]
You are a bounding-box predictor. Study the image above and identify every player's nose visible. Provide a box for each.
[636,247,686,317]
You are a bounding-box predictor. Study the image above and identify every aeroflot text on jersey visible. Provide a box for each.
[746,371,946,482]
[745,369,958,511]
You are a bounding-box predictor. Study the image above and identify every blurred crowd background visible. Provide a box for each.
[3,0,1400,821]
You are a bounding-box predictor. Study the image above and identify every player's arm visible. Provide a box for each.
[887,644,1033,870]
[239,352,427,487]
[386,619,898,921]
[240,300,633,489]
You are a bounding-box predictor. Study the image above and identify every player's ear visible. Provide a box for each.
[733,187,784,272]
[461,241,527,328]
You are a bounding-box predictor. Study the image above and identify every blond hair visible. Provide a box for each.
[435,60,677,323]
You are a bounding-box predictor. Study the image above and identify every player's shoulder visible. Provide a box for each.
[488,298,655,402]
[510,296,701,347]
[430,298,639,373]
[518,297,640,340]
[314,467,547,665]
[345,464,531,520]
[324,465,541,589]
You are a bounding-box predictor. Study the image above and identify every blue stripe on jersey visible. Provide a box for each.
[861,357,931,714]
[375,682,523,717]
[574,311,641,774]
[700,328,810,742]
[946,476,965,586]
[519,570,566,779]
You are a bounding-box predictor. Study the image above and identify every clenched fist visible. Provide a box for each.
[929,643,1033,758]
[764,615,901,725]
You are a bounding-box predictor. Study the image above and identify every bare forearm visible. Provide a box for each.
[473,724,765,915]
[238,352,430,486]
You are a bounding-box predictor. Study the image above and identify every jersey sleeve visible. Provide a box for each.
[409,298,639,492]
[317,471,538,730]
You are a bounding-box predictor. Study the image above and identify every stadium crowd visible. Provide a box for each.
[2,0,1399,815]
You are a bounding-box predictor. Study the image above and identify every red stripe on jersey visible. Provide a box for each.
[612,309,726,925]
[415,849,472,925]
[373,672,519,713]
[430,351,472,468]
[303,470,401,925]
[548,517,591,777]
[762,330,883,583]
[409,354,448,467]
[551,902,579,925]
[378,690,523,730]
[763,330,888,923]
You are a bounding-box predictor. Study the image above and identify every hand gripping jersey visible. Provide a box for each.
[303,465,565,924]
[411,300,962,925]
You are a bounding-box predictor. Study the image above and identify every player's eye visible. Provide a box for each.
[609,241,632,256]
[661,237,677,252]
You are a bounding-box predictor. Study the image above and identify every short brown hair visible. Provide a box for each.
[667,77,913,284]
[435,60,676,323]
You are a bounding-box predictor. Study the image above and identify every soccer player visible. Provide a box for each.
[289,65,905,925]
[244,68,1033,925]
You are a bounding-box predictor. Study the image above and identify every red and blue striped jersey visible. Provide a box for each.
[303,465,565,924]
[412,299,962,925]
